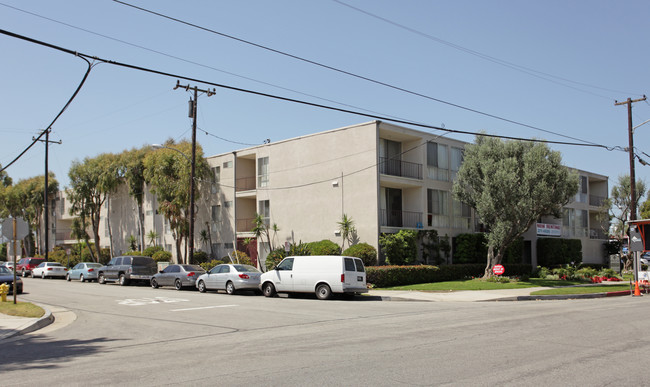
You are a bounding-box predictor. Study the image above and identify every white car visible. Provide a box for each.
[32,262,68,279]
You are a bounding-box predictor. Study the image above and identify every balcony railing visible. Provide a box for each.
[589,228,607,240]
[380,209,423,228]
[236,218,255,232]
[235,177,256,192]
[379,157,423,180]
[589,195,606,207]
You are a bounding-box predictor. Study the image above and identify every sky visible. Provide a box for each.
[1,0,649,199]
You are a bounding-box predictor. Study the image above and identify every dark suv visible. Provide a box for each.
[16,257,45,277]
[97,256,157,286]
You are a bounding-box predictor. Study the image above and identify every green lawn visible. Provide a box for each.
[530,285,630,295]
[0,301,45,318]
[381,278,584,291]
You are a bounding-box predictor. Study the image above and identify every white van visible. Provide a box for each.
[259,255,367,300]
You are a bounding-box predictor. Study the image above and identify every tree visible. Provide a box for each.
[68,153,121,261]
[120,147,149,252]
[337,214,357,250]
[143,140,211,264]
[147,230,158,247]
[604,175,647,271]
[251,213,273,271]
[453,136,579,278]
[641,199,650,220]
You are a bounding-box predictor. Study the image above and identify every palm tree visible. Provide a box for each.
[199,229,210,253]
[147,230,158,247]
[337,214,356,250]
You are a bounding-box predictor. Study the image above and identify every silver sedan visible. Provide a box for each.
[195,264,262,295]
[150,264,205,290]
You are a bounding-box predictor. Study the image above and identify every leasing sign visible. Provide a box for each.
[537,223,561,237]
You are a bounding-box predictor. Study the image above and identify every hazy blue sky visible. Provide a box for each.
[1,0,649,198]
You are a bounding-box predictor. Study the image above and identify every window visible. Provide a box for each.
[259,200,270,227]
[104,218,109,237]
[345,258,356,271]
[258,156,269,187]
[427,189,449,227]
[165,244,172,252]
[224,242,234,249]
[576,176,588,203]
[211,166,221,194]
[223,161,232,169]
[60,198,65,216]
[224,201,232,208]
[212,205,221,231]
[277,258,294,271]
[164,218,170,234]
[354,259,365,272]
[427,142,449,181]
[450,147,463,181]
[452,199,472,229]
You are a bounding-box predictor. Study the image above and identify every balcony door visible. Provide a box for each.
[380,139,401,176]
[385,188,403,227]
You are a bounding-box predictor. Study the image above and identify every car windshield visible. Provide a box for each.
[132,257,154,266]
[232,265,260,273]
[0,267,10,274]
[181,265,204,272]
[87,263,102,268]
[48,263,64,266]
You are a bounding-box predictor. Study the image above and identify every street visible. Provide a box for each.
[2,277,650,386]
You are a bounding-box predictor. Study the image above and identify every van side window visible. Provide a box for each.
[354,259,365,272]
[276,258,294,271]
[344,258,356,271]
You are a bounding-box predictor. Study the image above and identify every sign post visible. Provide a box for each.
[1,217,29,304]
[627,219,650,297]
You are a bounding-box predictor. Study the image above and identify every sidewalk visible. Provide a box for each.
[0,303,54,341]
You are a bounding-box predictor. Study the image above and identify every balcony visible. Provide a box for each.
[380,209,423,228]
[235,177,256,192]
[589,228,607,240]
[379,157,422,180]
[589,195,606,207]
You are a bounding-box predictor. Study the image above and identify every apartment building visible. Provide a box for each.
[46,121,609,266]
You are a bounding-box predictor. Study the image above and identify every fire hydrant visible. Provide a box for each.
[0,283,9,302]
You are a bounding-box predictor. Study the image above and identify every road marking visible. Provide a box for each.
[118,297,189,306]
[171,305,238,312]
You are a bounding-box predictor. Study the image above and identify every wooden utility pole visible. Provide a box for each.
[33,129,61,261]
[173,81,215,264]
[615,95,646,221]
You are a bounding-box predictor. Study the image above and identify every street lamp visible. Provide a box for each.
[152,144,195,264]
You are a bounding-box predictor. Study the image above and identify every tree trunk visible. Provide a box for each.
[107,198,114,259]
[483,245,503,278]
[138,203,145,253]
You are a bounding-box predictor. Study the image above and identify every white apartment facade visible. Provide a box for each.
[46,121,609,266]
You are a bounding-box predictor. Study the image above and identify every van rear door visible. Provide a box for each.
[343,257,366,292]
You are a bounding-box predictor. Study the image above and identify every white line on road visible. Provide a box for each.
[171,305,238,312]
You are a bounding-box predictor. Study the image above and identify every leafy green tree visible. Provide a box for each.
[120,147,149,251]
[68,153,121,261]
[453,136,578,278]
[641,199,650,220]
[143,140,211,264]
[379,230,418,265]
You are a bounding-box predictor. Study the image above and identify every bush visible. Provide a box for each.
[366,264,533,287]
[192,250,209,264]
[537,238,582,267]
[223,250,252,265]
[453,233,487,264]
[152,250,172,263]
[266,248,286,271]
[142,246,163,257]
[379,230,417,265]
[343,243,377,266]
[199,259,224,272]
[307,240,341,255]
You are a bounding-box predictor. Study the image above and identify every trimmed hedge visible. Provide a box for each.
[366,263,534,288]
[537,238,582,267]
[344,243,378,267]
[306,240,341,255]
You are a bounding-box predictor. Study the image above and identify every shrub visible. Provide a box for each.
[379,230,417,265]
[142,245,163,257]
[152,250,172,263]
[192,250,209,264]
[537,238,582,267]
[223,250,252,265]
[344,243,377,266]
[307,240,341,255]
[199,259,224,272]
[453,233,487,264]
[265,248,285,270]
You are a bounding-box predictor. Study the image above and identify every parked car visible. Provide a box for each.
[66,262,103,282]
[0,266,23,294]
[16,257,46,277]
[97,256,157,286]
[151,264,205,290]
[3,261,14,271]
[31,262,68,279]
[260,255,367,300]
[196,264,262,295]
[640,252,650,266]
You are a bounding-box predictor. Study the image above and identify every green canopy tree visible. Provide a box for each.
[143,140,211,264]
[119,147,150,252]
[68,153,121,261]
[453,136,579,278]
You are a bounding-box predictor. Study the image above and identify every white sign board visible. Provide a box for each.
[536,223,561,237]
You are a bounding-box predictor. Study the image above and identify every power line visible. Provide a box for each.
[331,0,641,99]
[0,28,619,153]
[112,0,602,146]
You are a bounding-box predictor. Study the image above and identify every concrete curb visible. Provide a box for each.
[486,290,633,302]
[20,304,54,335]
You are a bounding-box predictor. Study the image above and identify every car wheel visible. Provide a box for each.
[79,274,85,283]
[263,282,276,297]
[31,272,35,278]
[98,274,106,284]
[119,274,128,286]
[198,280,206,293]
[316,284,332,300]
[22,269,27,277]
[41,272,45,279]
[151,278,159,288]
[66,273,71,281]
[174,279,183,291]
[226,281,236,295]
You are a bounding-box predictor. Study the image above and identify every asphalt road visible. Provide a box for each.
[3,276,650,386]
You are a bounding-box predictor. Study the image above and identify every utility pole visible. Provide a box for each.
[173,81,215,264]
[33,129,61,261]
[615,95,646,221]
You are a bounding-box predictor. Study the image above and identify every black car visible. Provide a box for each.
[97,256,158,286]
[0,266,23,294]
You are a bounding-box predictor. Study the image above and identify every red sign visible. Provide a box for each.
[492,264,505,276]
